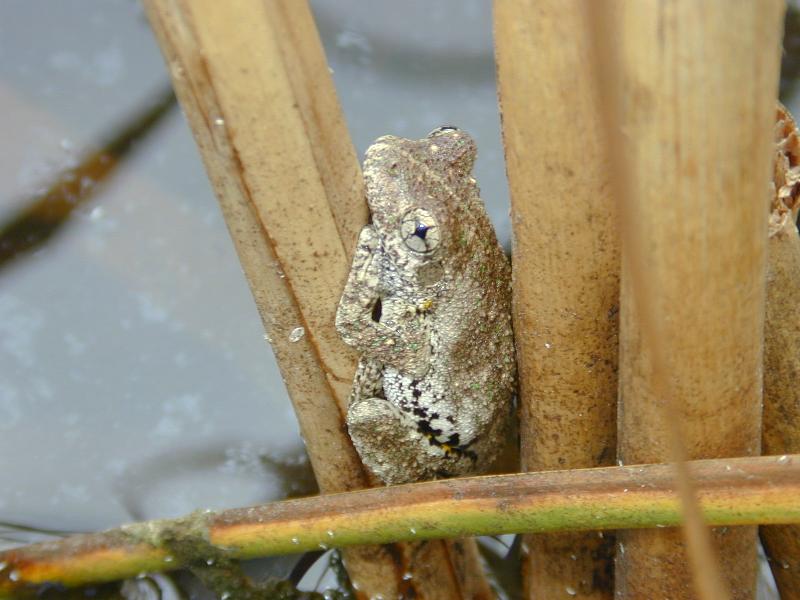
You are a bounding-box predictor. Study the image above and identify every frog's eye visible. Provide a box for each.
[400,208,440,253]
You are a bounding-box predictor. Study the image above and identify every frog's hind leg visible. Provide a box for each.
[347,395,447,485]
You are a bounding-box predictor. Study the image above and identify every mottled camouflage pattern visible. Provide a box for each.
[336,128,515,484]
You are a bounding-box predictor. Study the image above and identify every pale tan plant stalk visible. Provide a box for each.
[761,103,800,600]
[585,2,785,599]
[141,0,483,596]
[494,1,619,598]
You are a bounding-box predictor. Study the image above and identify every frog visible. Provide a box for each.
[335,127,515,485]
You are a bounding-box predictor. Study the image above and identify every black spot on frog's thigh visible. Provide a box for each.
[371,297,382,323]
[415,418,477,462]
[398,379,477,461]
[445,432,460,446]
[416,419,442,438]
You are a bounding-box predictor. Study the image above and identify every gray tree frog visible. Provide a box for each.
[336,127,515,485]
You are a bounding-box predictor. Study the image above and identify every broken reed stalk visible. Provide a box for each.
[1,455,799,598]
[494,1,619,598]
[586,2,785,599]
[762,104,800,600]
[141,1,481,597]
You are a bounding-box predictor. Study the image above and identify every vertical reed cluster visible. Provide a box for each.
[498,1,785,598]
[143,0,481,596]
[495,1,619,597]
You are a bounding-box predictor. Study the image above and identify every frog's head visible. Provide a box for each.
[362,127,478,286]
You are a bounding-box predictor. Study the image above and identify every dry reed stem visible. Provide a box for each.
[761,103,800,600]
[494,1,619,597]
[1,455,799,597]
[141,1,475,596]
[586,2,785,599]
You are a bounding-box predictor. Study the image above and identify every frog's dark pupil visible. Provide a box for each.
[414,223,429,239]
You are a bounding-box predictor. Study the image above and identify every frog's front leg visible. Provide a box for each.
[336,227,431,377]
[336,226,383,348]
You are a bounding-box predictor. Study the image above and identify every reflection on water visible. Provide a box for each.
[113,442,316,522]
[0,88,175,273]
[121,574,181,600]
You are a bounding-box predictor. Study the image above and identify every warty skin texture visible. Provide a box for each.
[336,128,515,485]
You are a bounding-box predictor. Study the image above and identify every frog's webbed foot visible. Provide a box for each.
[347,396,477,485]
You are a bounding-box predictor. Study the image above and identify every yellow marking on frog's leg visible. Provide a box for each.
[421,432,464,459]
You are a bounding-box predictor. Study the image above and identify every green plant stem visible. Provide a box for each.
[1,454,799,597]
